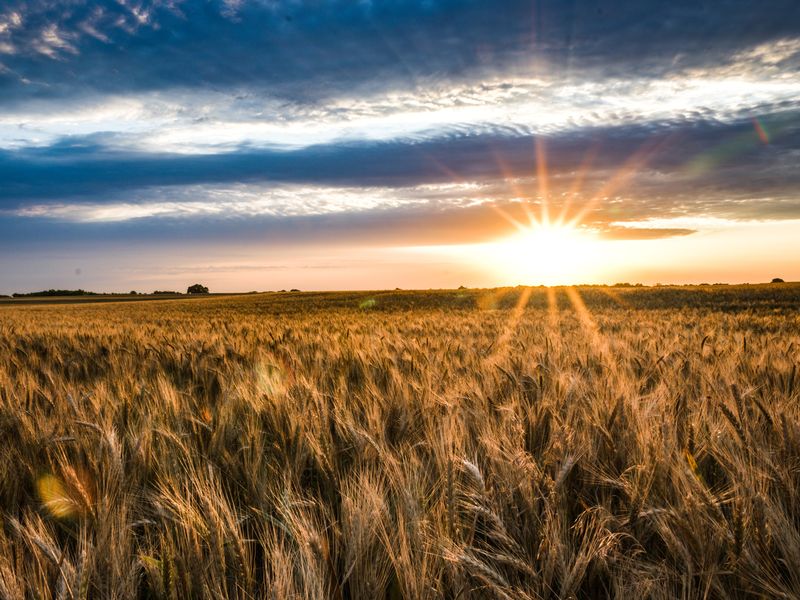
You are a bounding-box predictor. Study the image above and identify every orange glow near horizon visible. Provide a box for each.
[405,216,799,288]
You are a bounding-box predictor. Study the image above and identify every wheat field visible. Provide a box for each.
[1,286,799,599]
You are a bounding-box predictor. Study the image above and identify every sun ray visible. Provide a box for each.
[567,134,676,228]
[420,151,464,184]
[487,286,533,364]
[487,148,546,235]
[564,286,610,357]
[535,137,550,227]
[546,285,559,330]
[557,144,600,227]
[490,148,527,201]
[598,286,628,307]
[521,201,539,230]
[490,203,531,234]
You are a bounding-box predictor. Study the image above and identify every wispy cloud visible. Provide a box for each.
[2,48,799,153]
[8,182,481,222]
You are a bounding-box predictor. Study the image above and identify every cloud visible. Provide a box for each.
[605,228,697,240]
[1,184,795,251]
[8,182,470,222]
[1,110,798,206]
[4,66,799,154]
[0,0,798,109]
[0,31,799,155]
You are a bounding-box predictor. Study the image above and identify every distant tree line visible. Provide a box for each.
[11,289,98,298]
[9,289,191,297]
[9,284,212,297]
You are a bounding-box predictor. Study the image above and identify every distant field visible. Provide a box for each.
[0,293,239,306]
[0,285,799,598]
[1,282,799,309]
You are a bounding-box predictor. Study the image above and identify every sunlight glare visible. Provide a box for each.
[485,223,601,285]
[411,220,608,286]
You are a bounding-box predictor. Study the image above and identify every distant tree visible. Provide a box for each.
[290,288,301,292]
[187,283,209,294]
[129,290,138,295]
[771,278,785,283]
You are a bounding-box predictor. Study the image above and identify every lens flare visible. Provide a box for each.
[752,117,770,144]
[37,474,79,519]
[37,468,95,520]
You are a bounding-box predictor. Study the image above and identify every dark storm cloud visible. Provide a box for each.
[0,0,798,106]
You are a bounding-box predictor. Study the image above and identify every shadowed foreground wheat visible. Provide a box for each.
[0,286,799,599]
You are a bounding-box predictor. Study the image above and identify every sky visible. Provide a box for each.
[0,0,799,293]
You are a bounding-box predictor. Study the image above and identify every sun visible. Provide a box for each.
[404,137,630,286]
[404,218,607,286]
[518,222,587,260]
[480,221,601,285]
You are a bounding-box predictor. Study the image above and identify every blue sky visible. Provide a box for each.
[1,0,799,292]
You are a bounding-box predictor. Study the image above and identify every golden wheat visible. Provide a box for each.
[0,285,798,598]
